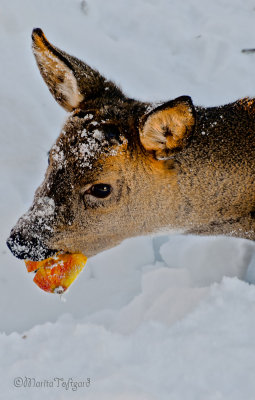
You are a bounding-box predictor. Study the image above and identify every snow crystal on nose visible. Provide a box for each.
[21,197,55,221]
[8,196,56,261]
[36,197,55,217]
[20,196,55,233]
[51,144,66,170]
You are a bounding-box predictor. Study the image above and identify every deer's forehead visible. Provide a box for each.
[50,111,129,174]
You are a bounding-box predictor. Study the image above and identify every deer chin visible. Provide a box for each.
[25,252,87,294]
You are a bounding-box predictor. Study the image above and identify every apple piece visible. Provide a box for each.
[25,253,87,294]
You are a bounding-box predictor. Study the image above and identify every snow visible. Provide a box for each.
[2,278,255,400]
[78,133,102,168]
[2,0,255,399]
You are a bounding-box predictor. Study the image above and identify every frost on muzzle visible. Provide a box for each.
[7,196,57,261]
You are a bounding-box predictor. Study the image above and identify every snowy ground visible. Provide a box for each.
[2,0,255,399]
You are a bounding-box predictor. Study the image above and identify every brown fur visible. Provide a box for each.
[6,29,255,261]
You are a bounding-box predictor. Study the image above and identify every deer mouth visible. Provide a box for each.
[25,252,87,294]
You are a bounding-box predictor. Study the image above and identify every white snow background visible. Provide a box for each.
[2,0,255,399]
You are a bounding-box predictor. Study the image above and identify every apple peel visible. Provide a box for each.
[25,253,87,294]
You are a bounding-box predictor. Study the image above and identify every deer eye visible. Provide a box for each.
[88,184,112,198]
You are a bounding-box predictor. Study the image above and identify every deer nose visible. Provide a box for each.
[6,231,57,261]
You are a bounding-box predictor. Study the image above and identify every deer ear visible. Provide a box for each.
[32,28,124,111]
[139,96,196,159]
[32,28,84,111]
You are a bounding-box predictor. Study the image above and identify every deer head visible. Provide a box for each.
[7,29,255,262]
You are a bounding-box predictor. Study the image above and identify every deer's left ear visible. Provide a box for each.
[139,96,196,159]
[31,28,124,112]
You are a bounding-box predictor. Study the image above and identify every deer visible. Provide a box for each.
[6,28,255,263]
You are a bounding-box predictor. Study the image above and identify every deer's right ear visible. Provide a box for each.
[139,96,196,160]
[32,28,123,112]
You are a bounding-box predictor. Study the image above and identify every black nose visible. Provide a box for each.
[6,231,57,261]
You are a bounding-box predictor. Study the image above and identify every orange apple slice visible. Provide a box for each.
[25,253,87,294]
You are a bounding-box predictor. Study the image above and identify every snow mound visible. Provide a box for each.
[160,235,255,286]
[2,278,255,400]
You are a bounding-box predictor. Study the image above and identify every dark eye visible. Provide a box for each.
[89,184,112,198]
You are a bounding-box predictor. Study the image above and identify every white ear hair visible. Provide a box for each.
[140,96,195,159]
[32,28,125,112]
[33,45,84,111]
